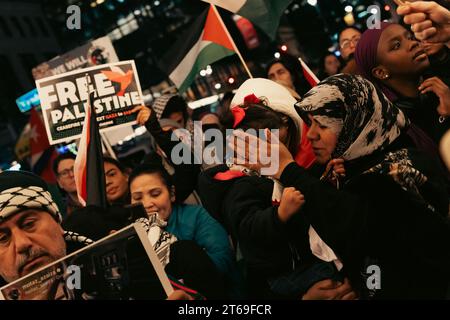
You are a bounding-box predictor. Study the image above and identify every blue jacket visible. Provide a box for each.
[166,204,234,276]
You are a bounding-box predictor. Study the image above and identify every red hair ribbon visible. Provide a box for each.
[231,107,246,129]
[214,170,246,181]
[244,93,261,105]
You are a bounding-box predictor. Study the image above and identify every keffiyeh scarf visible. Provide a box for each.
[136,214,177,268]
[296,74,408,161]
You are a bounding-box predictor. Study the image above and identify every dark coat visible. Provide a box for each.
[278,147,450,299]
[198,165,320,298]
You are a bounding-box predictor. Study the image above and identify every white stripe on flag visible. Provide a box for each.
[201,0,246,13]
[169,33,211,87]
[74,98,90,207]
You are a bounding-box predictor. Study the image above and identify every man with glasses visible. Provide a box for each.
[338,27,362,74]
[52,153,81,216]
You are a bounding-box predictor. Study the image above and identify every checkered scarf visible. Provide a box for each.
[152,94,176,120]
[0,186,61,223]
[135,215,177,268]
[296,74,408,161]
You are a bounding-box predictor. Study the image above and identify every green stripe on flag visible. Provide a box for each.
[238,0,292,39]
[178,42,235,93]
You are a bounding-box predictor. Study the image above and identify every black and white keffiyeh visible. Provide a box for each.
[296,74,408,161]
[0,171,62,222]
[296,74,438,210]
[63,230,95,246]
[135,214,177,268]
[0,186,61,223]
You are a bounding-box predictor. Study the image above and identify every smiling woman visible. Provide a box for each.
[128,163,241,299]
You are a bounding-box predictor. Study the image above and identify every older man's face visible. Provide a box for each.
[0,210,66,282]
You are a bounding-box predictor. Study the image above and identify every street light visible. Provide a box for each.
[345,5,353,13]
[307,0,317,6]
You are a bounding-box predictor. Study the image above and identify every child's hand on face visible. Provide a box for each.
[278,187,305,223]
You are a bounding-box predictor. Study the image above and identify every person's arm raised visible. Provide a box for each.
[396,1,450,44]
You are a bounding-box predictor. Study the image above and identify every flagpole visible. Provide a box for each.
[298,57,320,84]
[100,132,118,160]
[210,4,253,79]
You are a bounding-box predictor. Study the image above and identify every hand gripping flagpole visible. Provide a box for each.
[210,4,253,79]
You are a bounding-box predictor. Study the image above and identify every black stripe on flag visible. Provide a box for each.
[158,5,209,75]
[86,91,108,208]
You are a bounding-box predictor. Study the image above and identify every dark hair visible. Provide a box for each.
[318,52,342,78]
[52,152,76,175]
[338,26,363,44]
[128,163,174,196]
[161,95,188,124]
[266,53,312,96]
[63,205,131,241]
[232,102,299,156]
[103,156,127,173]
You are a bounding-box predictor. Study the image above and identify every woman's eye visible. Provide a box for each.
[392,41,400,50]
[151,191,161,197]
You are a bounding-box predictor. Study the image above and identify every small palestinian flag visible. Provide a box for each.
[160,5,236,93]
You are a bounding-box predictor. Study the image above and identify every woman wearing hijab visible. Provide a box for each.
[198,78,356,299]
[233,74,450,299]
[354,22,449,147]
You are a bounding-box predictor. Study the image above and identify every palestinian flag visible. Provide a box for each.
[74,91,107,207]
[160,5,236,93]
[202,0,293,39]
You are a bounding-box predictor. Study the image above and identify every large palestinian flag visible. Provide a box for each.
[160,5,236,93]
[202,0,293,39]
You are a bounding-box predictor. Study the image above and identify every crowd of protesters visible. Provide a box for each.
[0,1,448,300]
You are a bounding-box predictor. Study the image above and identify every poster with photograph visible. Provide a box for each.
[0,224,173,300]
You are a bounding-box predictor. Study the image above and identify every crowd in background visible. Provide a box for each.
[0,1,449,300]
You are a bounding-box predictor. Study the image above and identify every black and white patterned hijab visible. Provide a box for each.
[295,74,408,161]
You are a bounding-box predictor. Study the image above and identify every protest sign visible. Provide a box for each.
[32,36,119,80]
[36,60,142,145]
